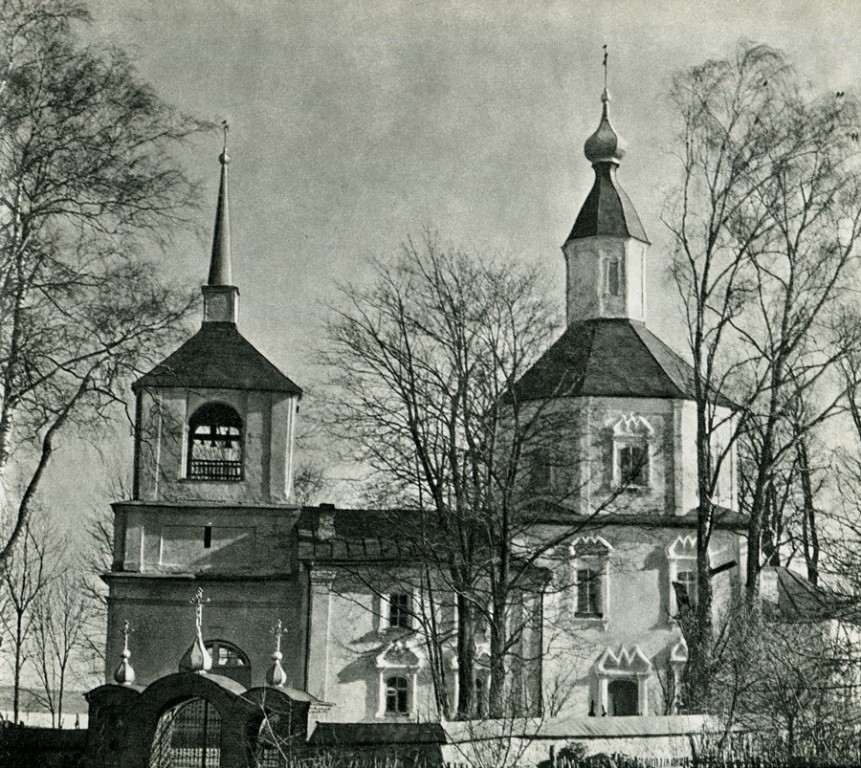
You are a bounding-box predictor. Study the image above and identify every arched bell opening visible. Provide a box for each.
[187,402,243,481]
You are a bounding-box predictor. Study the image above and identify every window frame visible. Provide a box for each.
[385,675,410,716]
[667,535,697,620]
[606,256,624,297]
[203,639,251,686]
[379,591,416,633]
[611,414,654,491]
[571,537,612,625]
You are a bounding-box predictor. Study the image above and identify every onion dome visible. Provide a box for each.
[266,619,288,687]
[266,650,288,687]
[584,88,627,165]
[179,587,213,673]
[565,88,648,245]
[113,620,136,685]
[179,634,213,674]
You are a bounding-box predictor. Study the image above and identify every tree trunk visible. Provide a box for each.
[796,438,819,586]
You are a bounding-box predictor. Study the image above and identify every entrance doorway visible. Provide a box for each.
[608,679,638,716]
[149,697,222,768]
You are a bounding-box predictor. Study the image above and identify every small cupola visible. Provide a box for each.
[562,51,650,325]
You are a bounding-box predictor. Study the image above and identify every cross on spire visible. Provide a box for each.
[113,619,136,685]
[603,44,608,91]
[191,587,210,635]
[271,619,287,655]
[122,619,132,654]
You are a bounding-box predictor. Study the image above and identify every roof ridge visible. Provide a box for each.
[628,323,690,400]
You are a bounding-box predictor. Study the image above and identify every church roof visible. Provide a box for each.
[513,318,733,407]
[133,321,302,395]
[565,163,648,244]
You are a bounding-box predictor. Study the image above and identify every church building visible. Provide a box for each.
[102,82,747,735]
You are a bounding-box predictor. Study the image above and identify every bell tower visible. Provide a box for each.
[106,132,307,690]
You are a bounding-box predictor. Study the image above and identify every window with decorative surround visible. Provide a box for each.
[375,639,421,718]
[595,645,653,716]
[667,535,697,619]
[571,537,613,623]
[611,414,654,490]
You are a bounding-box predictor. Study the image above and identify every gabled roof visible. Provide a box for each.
[566,163,649,245]
[513,318,733,407]
[133,322,302,395]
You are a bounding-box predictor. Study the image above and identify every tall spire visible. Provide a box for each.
[209,122,232,286]
[202,123,240,324]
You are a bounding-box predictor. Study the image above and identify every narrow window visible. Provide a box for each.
[607,259,623,296]
[576,568,602,616]
[619,444,648,487]
[188,403,243,481]
[388,593,412,629]
[676,570,697,610]
[529,451,555,493]
[203,526,212,549]
[385,676,409,715]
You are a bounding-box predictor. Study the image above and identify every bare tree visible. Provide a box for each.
[30,570,93,727]
[324,232,637,720]
[0,0,208,565]
[665,41,861,709]
[0,507,61,721]
[324,232,564,718]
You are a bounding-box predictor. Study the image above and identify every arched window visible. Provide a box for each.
[205,639,251,687]
[385,675,410,715]
[187,403,243,481]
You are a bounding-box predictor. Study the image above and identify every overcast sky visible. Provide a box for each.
[44,0,861,517]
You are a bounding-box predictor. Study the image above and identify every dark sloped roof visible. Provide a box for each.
[524,502,748,531]
[513,319,734,407]
[772,567,860,623]
[566,163,649,244]
[296,504,746,564]
[134,322,302,395]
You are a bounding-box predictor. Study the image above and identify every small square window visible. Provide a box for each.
[388,593,412,629]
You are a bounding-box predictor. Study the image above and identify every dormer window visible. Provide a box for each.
[187,403,243,481]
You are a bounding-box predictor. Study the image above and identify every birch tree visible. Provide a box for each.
[0,0,207,565]
[666,41,861,709]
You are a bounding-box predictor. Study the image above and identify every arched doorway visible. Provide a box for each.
[148,697,222,768]
[608,679,638,716]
